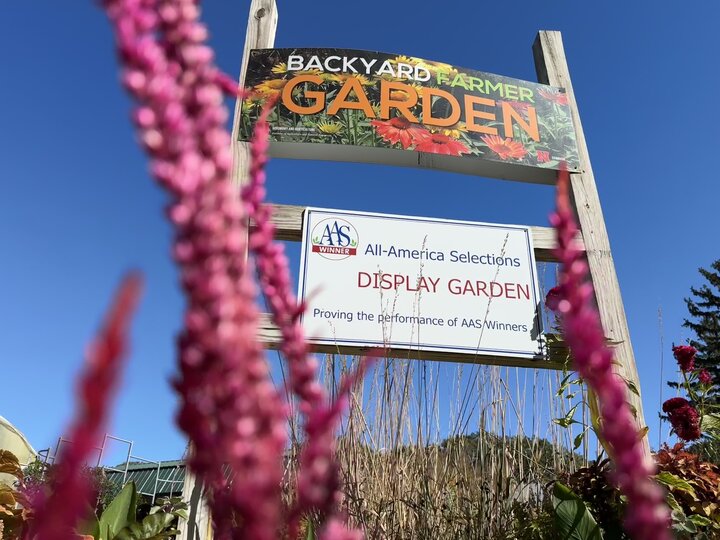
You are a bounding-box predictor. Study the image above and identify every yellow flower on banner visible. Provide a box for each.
[329,73,373,86]
[254,78,288,97]
[271,62,288,75]
[242,95,264,110]
[428,121,467,139]
[388,83,425,100]
[425,122,467,139]
[272,62,322,77]
[425,60,458,80]
[316,121,343,135]
[390,55,420,67]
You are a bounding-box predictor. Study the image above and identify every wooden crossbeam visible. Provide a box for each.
[257,314,570,370]
[254,203,585,263]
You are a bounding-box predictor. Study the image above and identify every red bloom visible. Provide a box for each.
[414,132,470,156]
[545,286,563,311]
[673,345,697,372]
[662,397,701,441]
[539,87,569,106]
[481,134,527,160]
[371,117,429,149]
[698,369,713,385]
[662,397,691,413]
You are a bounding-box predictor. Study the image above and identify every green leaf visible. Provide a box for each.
[688,514,713,527]
[99,482,138,540]
[553,403,581,428]
[625,379,640,396]
[701,413,720,433]
[305,519,316,540]
[666,493,683,513]
[552,482,604,540]
[655,472,698,499]
[573,431,586,451]
[78,515,100,540]
[115,514,178,540]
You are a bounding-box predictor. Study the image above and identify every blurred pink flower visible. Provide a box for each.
[549,165,670,540]
[30,274,142,540]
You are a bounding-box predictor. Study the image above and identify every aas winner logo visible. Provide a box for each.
[311,217,358,260]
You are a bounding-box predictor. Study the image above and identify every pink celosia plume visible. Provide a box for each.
[548,167,670,540]
[244,100,374,536]
[29,273,143,540]
[101,0,369,537]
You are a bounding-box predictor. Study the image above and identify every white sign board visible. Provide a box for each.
[298,208,545,359]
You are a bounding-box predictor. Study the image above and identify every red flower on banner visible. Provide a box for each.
[370,117,429,149]
[481,134,527,160]
[414,132,469,156]
[673,345,697,372]
[662,397,702,441]
[539,87,569,106]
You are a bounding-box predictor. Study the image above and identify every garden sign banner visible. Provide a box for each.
[240,48,580,183]
[298,208,544,359]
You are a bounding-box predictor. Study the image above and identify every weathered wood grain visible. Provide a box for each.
[533,31,649,453]
[230,0,278,190]
[258,314,569,370]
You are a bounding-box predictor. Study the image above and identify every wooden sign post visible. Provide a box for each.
[533,31,648,453]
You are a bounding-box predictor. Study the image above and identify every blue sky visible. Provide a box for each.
[2,0,718,461]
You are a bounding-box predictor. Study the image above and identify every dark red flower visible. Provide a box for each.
[698,369,713,385]
[662,397,701,441]
[662,397,691,413]
[370,117,430,149]
[414,132,470,156]
[672,345,697,372]
[545,286,563,311]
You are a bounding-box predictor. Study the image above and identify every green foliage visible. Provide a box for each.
[655,443,720,536]
[674,258,720,403]
[552,483,603,540]
[22,459,119,516]
[559,459,626,539]
[114,513,178,540]
[688,438,720,465]
[102,482,138,539]
[84,483,187,540]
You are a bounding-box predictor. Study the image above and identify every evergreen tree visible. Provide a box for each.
[682,259,720,403]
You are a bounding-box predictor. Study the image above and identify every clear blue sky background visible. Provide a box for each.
[2,1,718,461]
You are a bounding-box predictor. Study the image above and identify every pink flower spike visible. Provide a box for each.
[550,165,670,540]
[29,273,143,540]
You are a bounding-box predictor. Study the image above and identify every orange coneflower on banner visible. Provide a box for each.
[370,117,430,149]
[481,134,527,160]
[414,132,470,156]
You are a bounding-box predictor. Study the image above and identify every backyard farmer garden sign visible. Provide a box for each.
[240,48,580,183]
